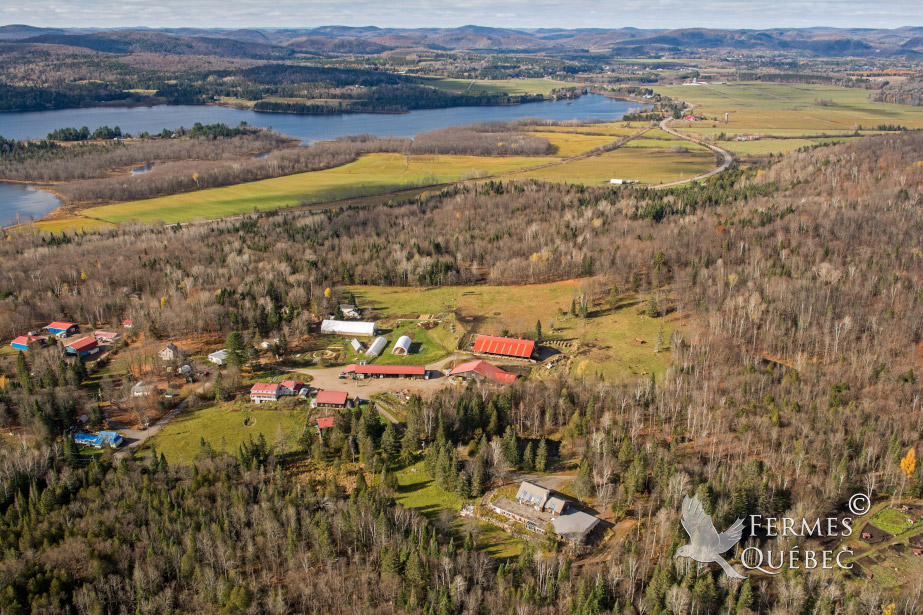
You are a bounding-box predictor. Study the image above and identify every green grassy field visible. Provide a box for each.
[82,153,552,224]
[347,281,676,380]
[656,82,923,134]
[511,146,715,185]
[526,131,619,157]
[870,507,917,536]
[341,319,460,367]
[145,400,309,464]
[422,77,575,95]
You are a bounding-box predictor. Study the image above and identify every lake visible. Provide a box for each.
[0,183,62,227]
[0,94,639,225]
[0,94,638,143]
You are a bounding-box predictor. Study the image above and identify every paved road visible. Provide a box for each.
[112,382,211,463]
[653,114,734,188]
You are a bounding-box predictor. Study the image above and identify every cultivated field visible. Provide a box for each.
[422,77,576,95]
[82,153,551,224]
[657,82,923,136]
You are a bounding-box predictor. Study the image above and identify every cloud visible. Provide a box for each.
[2,0,921,29]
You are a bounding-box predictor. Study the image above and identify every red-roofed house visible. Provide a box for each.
[65,336,99,357]
[250,382,281,404]
[472,335,536,360]
[339,364,428,379]
[314,390,350,409]
[316,416,336,431]
[279,380,304,396]
[449,360,519,385]
[122,319,133,329]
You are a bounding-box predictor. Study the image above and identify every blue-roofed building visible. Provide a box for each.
[74,431,124,449]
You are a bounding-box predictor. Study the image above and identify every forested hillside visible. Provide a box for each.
[1,132,922,613]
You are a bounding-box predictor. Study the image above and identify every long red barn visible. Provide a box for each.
[472,335,535,360]
[341,364,427,377]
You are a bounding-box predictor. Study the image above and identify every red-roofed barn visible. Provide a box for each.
[314,390,350,409]
[449,360,519,385]
[472,335,536,360]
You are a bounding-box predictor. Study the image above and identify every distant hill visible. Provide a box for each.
[3,25,922,58]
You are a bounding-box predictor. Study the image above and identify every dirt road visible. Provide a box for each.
[653,115,734,188]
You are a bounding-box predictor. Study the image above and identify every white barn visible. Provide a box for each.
[321,319,377,337]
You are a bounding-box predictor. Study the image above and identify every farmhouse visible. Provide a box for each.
[279,380,305,396]
[321,319,377,337]
[11,335,46,351]
[392,335,412,355]
[472,334,536,360]
[339,304,362,319]
[250,382,281,404]
[122,319,133,328]
[159,343,181,362]
[208,349,228,365]
[65,336,99,357]
[93,330,122,343]
[490,481,599,544]
[340,364,428,379]
[449,360,519,385]
[46,321,79,336]
[313,390,350,409]
[366,336,388,358]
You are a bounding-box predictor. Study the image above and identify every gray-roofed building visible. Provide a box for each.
[366,336,388,358]
[551,510,600,543]
[350,338,365,353]
[392,335,412,355]
[339,304,361,319]
[491,481,598,544]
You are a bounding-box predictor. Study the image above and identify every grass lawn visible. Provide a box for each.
[656,82,923,134]
[144,400,309,464]
[82,152,552,224]
[422,77,576,96]
[870,507,917,536]
[394,461,463,518]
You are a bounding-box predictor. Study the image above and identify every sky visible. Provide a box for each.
[2,0,921,30]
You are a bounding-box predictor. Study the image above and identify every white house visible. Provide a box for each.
[208,349,228,365]
[159,343,181,362]
[132,381,156,397]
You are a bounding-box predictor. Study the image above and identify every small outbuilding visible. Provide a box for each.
[279,380,304,396]
[392,335,412,355]
[350,338,365,353]
[339,304,362,319]
[132,381,156,397]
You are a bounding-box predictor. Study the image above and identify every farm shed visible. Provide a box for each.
[392,335,412,355]
[280,380,304,396]
[65,337,99,357]
[472,334,536,360]
[340,364,427,379]
[321,319,377,337]
[350,338,365,353]
[93,330,121,343]
[11,335,45,351]
[46,321,79,336]
[366,336,388,358]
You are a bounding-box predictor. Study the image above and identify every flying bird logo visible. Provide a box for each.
[676,494,746,579]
